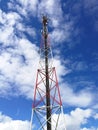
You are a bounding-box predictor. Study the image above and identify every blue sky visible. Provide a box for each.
[0,0,98,130]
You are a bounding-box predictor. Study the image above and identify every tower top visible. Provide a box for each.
[42,16,49,40]
[42,16,48,26]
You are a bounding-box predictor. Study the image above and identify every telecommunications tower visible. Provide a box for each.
[30,16,66,130]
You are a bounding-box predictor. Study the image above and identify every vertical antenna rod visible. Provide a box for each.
[42,16,51,130]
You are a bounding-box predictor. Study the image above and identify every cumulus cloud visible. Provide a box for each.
[0,21,70,100]
[94,113,98,119]
[45,108,92,130]
[81,128,95,130]
[71,61,88,71]
[81,127,98,130]
[8,0,74,45]
[0,8,69,99]
[0,1,97,130]
[0,112,30,130]
[60,83,93,107]
[0,8,70,100]
[0,7,38,99]
[38,0,74,44]
[0,112,12,122]
[0,38,40,98]
[53,58,70,82]
[38,0,62,19]
[50,23,73,44]
[0,5,71,99]
[32,107,92,130]
[65,108,92,130]
[8,0,39,17]
[0,9,21,45]
[0,109,97,130]
[0,0,95,110]
[0,108,95,130]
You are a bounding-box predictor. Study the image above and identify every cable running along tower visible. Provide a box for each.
[31,16,66,130]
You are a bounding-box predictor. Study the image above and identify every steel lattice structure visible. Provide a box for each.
[30,16,66,130]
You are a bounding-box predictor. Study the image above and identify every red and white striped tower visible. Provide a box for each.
[30,16,66,130]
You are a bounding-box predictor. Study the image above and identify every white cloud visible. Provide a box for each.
[0,112,30,130]
[0,1,97,129]
[0,40,70,99]
[38,0,62,18]
[15,23,36,37]
[8,0,39,17]
[0,112,12,122]
[53,58,70,82]
[0,8,39,99]
[0,121,30,130]
[8,0,73,44]
[81,127,98,130]
[49,22,73,45]
[17,0,38,13]
[0,8,69,100]
[71,61,88,71]
[37,0,74,44]
[94,113,98,119]
[81,128,89,130]
[0,11,94,105]
[44,108,92,130]
[9,0,62,22]
[60,83,93,107]
[8,2,28,16]
[35,108,92,130]
[0,1,95,109]
[0,9,21,45]
[50,28,68,43]
[0,38,40,99]
[0,109,91,130]
[0,8,70,99]
[93,104,98,109]
[65,108,92,130]
[0,5,36,42]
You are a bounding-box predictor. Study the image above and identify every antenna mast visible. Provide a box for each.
[42,16,51,130]
[31,16,66,130]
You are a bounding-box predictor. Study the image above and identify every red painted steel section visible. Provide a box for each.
[33,67,62,108]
